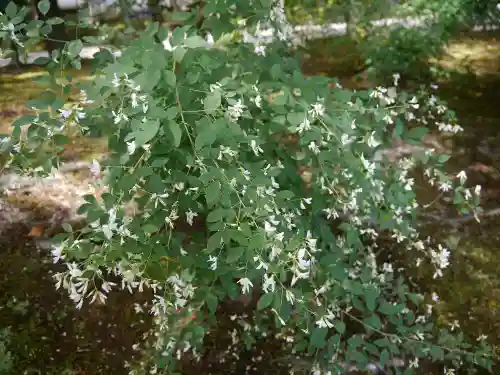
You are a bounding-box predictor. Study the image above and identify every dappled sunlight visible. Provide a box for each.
[436,31,500,76]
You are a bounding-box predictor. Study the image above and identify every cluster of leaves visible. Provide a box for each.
[363,0,500,81]
[0,1,495,374]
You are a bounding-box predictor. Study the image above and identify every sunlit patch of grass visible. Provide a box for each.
[433,31,500,77]
[0,66,106,160]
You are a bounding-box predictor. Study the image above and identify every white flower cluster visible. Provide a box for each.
[296,98,325,134]
[429,244,450,279]
[53,260,115,309]
[111,73,149,125]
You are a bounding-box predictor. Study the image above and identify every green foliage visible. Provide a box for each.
[0,1,495,374]
[363,0,500,81]
[0,328,12,375]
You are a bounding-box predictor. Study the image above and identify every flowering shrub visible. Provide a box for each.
[0,1,495,374]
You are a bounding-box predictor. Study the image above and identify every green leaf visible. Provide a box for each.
[173,47,186,62]
[226,246,245,263]
[136,70,161,91]
[204,91,221,113]
[364,314,382,330]
[165,107,179,120]
[310,327,327,349]
[145,174,165,194]
[168,121,182,147]
[206,293,218,314]
[287,112,306,127]
[26,91,56,110]
[333,320,346,334]
[164,71,177,87]
[438,154,451,163]
[195,128,216,150]
[378,302,399,316]
[142,224,159,234]
[257,293,274,310]
[430,345,444,360]
[205,181,221,205]
[6,2,18,17]
[406,126,428,141]
[61,223,72,232]
[170,11,192,21]
[67,39,84,59]
[37,0,50,15]
[207,231,223,252]
[365,287,379,312]
[184,35,207,49]
[134,119,160,146]
[47,17,64,25]
[380,349,390,366]
[207,208,224,223]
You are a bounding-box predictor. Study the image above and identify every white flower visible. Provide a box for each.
[382,263,393,273]
[252,95,262,108]
[361,153,376,173]
[341,133,354,146]
[238,277,253,294]
[477,334,488,342]
[186,209,198,226]
[309,99,325,118]
[456,170,467,185]
[264,221,277,235]
[131,92,139,108]
[206,32,214,45]
[285,289,295,304]
[162,37,176,51]
[393,73,400,86]
[262,274,276,293]
[75,108,85,121]
[308,141,320,154]
[79,90,93,104]
[444,367,455,375]
[112,109,128,124]
[112,73,120,87]
[315,316,333,329]
[439,181,452,192]
[250,140,263,156]
[90,159,101,177]
[127,141,136,155]
[464,189,472,200]
[297,117,311,134]
[59,108,72,119]
[51,244,65,263]
[67,262,83,278]
[432,292,439,302]
[227,99,246,121]
[254,45,266,56]
[383,114,394,124]
[409,357,419,368]
[209,82,222,92]
[366,131,381,148]
[450,320,460,331]
[474,184,481,196]
[208,255,217,271]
